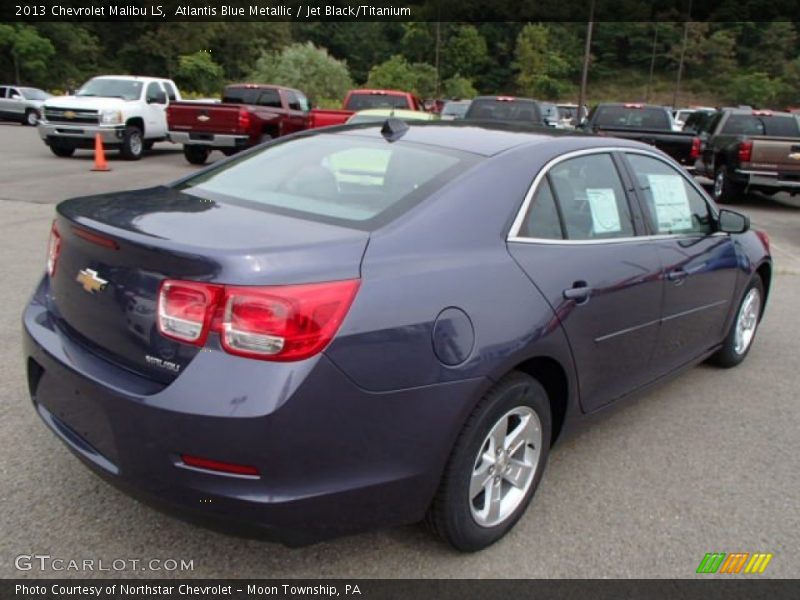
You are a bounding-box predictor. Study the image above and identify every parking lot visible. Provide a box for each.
[1,122,798,578]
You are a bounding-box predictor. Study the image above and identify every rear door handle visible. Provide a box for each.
[563,281,593,303]
[667,269,689,284]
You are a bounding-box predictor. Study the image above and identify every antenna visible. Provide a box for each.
[381,118,409,142]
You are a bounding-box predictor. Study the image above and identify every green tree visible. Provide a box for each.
[0,24,55,85]
[251,42,353,105]
[441,25,488,79]
[442,75,478,99]
[513,24,572,99]
[366,55,439,97]
[175,51,224,95]
[727,72,783,107]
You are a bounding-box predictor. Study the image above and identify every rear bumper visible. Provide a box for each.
[22,278,480,543]
[736,169,800,190]
[168,130,250,148]
[38,122,125,147]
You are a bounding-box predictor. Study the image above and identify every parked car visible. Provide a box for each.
[464,96,545,126]
[24,123,771,551]
[167,84,311,165]
[692,108,800,202]
[555,103,589,128]
[309,89,425,129]
[0,85,51,125]
[673,106,716,130]
[440,100,471,120]
[583,103,701,170]
[38,75,181,160]
[346,108,438,125]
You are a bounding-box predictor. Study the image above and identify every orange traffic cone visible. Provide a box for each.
[91,133,110,172]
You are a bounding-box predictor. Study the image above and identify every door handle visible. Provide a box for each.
[563,281,593,303]
[667,269,689,284]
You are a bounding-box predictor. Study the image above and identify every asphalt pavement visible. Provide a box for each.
[0,123,798,578]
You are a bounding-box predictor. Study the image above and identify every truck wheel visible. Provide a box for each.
[49,143,75,158]
[183,145,210,165]
[259,134,273,145]
[120,126,144,160]
[427,372,551,552]
[713,166,744,204]
[24,109,40,126]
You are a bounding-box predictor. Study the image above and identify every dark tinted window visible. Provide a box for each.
[285,90,306,111]
[520,179,563,239]
[257,89,282,108]
[222,87,261,104]
[683,111,715,133]
[549,154,634,240]
[721,114,800,137]
[345,93,410,110]
[626,153,713,235]
[465,98,542,124]
[592,106,671,130]
[0,87,7,98]
[145,82,163,102]
[8,88,21,98]
[163,82,177,101]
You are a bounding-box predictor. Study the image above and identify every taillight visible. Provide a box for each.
[755,230,770,254]
[180,454,259,477]
[157,280,223,345]
[46,221,61,277]
[237,108,250,130]
[738,140,753,163]
[157,279,359,361]
[690,136,702,159]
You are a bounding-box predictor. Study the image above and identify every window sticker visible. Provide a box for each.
[647,174,693,232]
[586,188,622,234]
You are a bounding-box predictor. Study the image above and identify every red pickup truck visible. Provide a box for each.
[167,84,310,164]
[309,89,424,129]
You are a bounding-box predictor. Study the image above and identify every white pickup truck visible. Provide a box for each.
[38,75,181,160]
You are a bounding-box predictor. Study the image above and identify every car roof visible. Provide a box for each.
[226,83,300,93]
[327,121,643,157]
[89,75,171,83]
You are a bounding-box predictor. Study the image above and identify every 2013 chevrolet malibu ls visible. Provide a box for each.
[23,121,771,551]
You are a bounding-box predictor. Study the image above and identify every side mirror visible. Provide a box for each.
[717,209,749,234]
[148,91,167,105]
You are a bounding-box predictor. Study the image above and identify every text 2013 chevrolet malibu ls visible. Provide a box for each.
[23,122,771,551]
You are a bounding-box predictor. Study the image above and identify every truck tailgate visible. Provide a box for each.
[748,137,800,175]
[167,101,244,135]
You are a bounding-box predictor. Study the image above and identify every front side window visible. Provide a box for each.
[548,153,635,240]
[625,153,713,235]
[146,82,163,103]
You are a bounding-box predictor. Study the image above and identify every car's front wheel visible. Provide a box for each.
[709,275,765,368]
[427,372,551,552]
[120,126,144,160]
[49,142,75,157]
[25,109,39,126]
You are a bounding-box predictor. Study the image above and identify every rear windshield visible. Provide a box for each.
[592,106,671,130]
[721,114,800,137]
[539,103,559,122]
[441,102,470,117]
[465,99,542,123]
[345,94,410,110]
[177,133,477,229]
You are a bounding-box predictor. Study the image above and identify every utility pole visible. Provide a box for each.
[577,0,595,124]
[672,0,693,109]
[646,24,659,103]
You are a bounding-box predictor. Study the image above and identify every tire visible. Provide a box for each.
[713,165,745,204]
[708,276,764,368]
[49,143,75,158]
[119,125,144,160]
[427,372,551,552]
[183,145,210,165]
[259,133,273,145]
[24,109,39,126]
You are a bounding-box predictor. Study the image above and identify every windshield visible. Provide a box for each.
[558,106,577,120]
[20,87,48,100]
[592,106,671,130]
[77,78,143,100]
[177,133,477,229]
[464,98,542,124]
[345,94,411,110]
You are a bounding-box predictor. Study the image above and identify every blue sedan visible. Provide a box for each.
[23,121,771,551]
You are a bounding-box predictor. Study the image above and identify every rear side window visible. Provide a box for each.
[257,89,282,108]
[592,106,671,130]
[520,180,563,239]
[722,114,800,137]
[0,87,7,98]
[625,153,713,236]
[163,81,177,101]
[178,134,477,228]
[548,154,634,240]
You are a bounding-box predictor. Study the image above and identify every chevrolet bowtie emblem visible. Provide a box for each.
[76,268,108,294]
[63,110,76,119]
[788,152,800,160]
[197,114,210,122]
